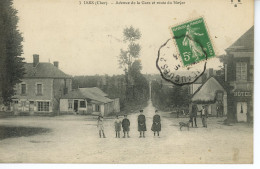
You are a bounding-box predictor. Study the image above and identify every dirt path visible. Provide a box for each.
[0,101,253,163]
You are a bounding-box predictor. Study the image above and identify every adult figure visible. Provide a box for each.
[122,114,130,138]
[138,110,146,138]
[200,105,208,128]
[190,104,198,127]
[216,105,220,117]
[176,105,180,118]
[151,110,161,137]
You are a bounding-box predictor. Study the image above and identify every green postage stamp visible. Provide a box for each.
[171,17,215,66]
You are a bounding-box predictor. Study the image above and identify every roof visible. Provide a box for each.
[226,26,254,52]
[23,63,71,79]
[84,87,108,97]
[191,77,226,104]
[61,87,112,103]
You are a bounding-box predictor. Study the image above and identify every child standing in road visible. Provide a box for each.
[138,110,146,138]
[114,115,122,138]
[97,115,106,138]
[151,110,161,137]
[122,114,130,138]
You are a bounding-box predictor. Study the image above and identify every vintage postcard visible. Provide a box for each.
[0,0,254,164]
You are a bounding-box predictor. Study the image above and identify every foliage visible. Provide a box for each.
[0,0,25,105]
[117,26,144,102]
[72,74,149,113]
[123,26,141,42]
[151,80,190,111]
[118,26,141,72]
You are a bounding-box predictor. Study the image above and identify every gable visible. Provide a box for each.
[226,26,254,52]
[23,63,71,79]
[191,77,226,103]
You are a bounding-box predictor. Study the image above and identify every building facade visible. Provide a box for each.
[191,77,227,116]
[11,54,72,115]
[59,87,120,116]
[224,26,254,122]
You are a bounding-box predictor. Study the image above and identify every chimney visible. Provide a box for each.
[33,54,39,67]
[53,61,59,68]
[208,68,214,78]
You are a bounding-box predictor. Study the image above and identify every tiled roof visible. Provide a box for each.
[23,63,71,79]
[226,26,254,52]
[61,88,112,103]
[86,87,108,97]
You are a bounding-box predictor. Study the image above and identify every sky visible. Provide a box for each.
[13,0,254,76]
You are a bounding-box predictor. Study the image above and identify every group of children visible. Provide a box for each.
[97,110,161,138]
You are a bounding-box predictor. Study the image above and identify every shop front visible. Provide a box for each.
[231,90,253,122]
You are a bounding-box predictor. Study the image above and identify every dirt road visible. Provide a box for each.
[0,100,253,163]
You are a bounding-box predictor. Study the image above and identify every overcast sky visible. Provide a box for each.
[13,0,254,76]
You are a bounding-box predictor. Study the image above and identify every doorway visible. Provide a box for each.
[29,101,34,115]
[236,102,247,122]
[74,100,78,113]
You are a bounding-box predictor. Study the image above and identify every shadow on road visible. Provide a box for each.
[0,125,51,140]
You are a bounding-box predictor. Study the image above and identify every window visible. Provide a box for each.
[14,89,17,95]
[21,101,26,107]
[236,62,247,81]
[68,100,73,109]
[95,105,100,112]
[80,101,86,108]
[36,84,43,95]
[37,102,50,112]
[64,87,68,95]
[216,92,223,101]
[21,84,26,95]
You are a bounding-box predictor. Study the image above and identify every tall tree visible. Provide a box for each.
[118,26,141,100]
[0,0,24,105]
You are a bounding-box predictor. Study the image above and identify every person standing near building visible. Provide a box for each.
[190,104,198,127]
[114,115,122,138]
[122,114,130,138]
[97,115,106,138]
[151,110,161,137]
[138,110,146,138]
[200,105,208,128]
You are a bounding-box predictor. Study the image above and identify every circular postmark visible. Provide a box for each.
[156,36,207,86]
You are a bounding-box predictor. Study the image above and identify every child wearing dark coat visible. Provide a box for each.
[122,114,130,138]
[151,110,161,137]
[138,110,146,138]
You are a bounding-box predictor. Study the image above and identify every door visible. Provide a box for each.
[74,100,78,112]
[87,103,93,114]
[29,101,35,115]
[21,101,26,112]
[237,102,247,122]
[13,101,19,114]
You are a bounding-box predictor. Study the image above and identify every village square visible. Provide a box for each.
[0,0,254,164]
[0,25,254,163]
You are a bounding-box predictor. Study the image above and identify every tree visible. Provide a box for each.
[118,26,141,76]
[0,0,25,105]
[118,26,142,100]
